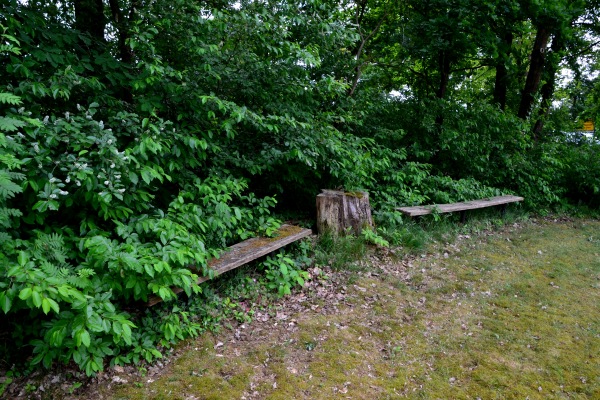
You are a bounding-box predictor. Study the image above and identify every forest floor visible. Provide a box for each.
[5,217,600,399]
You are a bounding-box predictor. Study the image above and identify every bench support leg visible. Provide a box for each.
[500,204,508,217]
[460,210,467,223]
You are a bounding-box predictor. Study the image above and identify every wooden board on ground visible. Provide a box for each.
[396,195,524,217]
[147,224,312,306]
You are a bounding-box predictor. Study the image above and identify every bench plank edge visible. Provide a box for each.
[396,195,524,217]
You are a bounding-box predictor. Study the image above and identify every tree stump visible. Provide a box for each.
[316,189,373,235]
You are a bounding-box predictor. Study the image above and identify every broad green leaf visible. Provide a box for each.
[141,169,152,185]
[279,264,288,275]
[129,171,138,185]
[0,293,12,313]
[41,298,52,314]
[158,287,170,300]
[18,287,32,300]
[17,251,29,266]
[144,264,155,277]
[31,290,42,307]
[47,298,60,314]
[112,321,122,335]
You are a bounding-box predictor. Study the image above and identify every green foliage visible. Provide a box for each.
[361,228,390,248]
[1,0,599,380]
[555,141,600,207]
[0,11,281,375]
[314,232,368,271]
[262,246,311,297]
[0,377,12,396]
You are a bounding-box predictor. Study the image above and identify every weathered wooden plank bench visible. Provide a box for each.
[147,224,312,306]
[396,195,524,222]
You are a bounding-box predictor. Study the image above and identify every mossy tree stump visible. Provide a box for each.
[316,189,373,235]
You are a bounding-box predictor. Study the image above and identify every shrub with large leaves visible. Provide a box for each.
[0,19,280,375]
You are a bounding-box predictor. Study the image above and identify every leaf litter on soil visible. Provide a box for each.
[7,218,600,399]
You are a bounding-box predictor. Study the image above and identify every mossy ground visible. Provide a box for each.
[91,218,599,399]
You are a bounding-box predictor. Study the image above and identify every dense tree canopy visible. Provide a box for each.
[1,0,598,375]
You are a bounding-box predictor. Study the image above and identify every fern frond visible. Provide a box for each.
[0,169,23,199]
[117,252,141,271]
[6,171,24,181]
[33,232,68,265]
[0,207,22,228]
[40,260,61,278]
[34,232,65,249]
[48,233,65,248]
[0,92,22,106]
[0,116,26,132]
[39,260,91,289]
[77,268,96,278]
[67,269,93,289]
[1,32,18,44]
[0,153,23,170]
[0,231,11,245]
[66,277,90,289]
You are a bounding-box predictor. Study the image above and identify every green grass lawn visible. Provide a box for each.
[97,218,600,399]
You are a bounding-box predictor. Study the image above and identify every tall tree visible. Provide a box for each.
[517,25,551,119]
[518,0,587,122]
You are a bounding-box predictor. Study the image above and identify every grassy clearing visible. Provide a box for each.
[91,218,599,399]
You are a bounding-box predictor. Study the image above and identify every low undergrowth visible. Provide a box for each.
[43,215,599,399]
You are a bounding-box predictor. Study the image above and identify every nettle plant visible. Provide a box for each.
[261,241,312,297]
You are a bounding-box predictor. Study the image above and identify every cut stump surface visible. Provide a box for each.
[316,189,373,235]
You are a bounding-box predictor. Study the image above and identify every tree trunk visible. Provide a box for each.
[436,50,451,100]
[108,0,134,64]
[518,27,551,119]
[106,0,136,103]
[316,190,373,235]
[532,33,563,140]
[434,50,452,129]
[493,31,513,110]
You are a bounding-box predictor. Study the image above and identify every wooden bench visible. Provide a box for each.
[147,224,312,306]
[396,195,524,222]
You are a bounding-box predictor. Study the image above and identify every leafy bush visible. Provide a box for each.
[348,96,568,209]
[0,25,280,375]
[262,253,309,297]
[553,141,600,207]
[0,99,280,375]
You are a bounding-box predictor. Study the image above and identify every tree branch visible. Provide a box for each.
[349,2,391,97]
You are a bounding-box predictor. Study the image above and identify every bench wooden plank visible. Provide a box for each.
[147,224,312,306]
[396,195,524,217]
